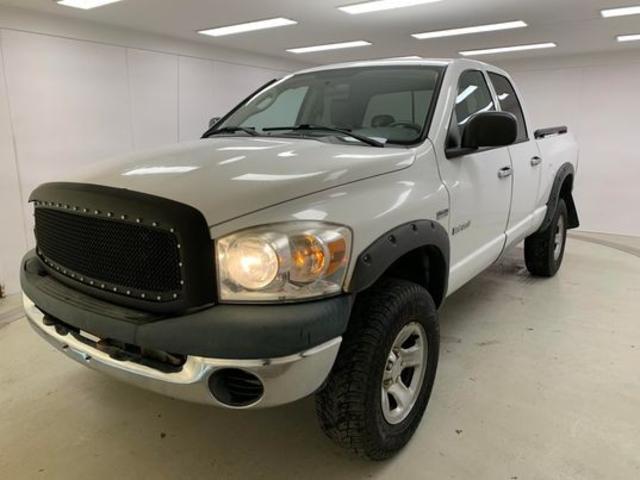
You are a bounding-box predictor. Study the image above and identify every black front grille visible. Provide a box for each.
[35,208,182,295]
[29,182,216,314]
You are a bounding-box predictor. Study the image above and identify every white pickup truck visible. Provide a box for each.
[21,58,578,460]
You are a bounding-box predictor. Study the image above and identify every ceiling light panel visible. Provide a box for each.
[618,34,640,42]
[339,0,442,15]
[198,18,297,37]
[287,41,372,54]
[459,42,557,56]
[601,5,640,17]
[413,21,527,39]
[56,0,123,9]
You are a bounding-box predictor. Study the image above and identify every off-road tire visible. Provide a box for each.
[525,198,568,277]
[315,278,439,460]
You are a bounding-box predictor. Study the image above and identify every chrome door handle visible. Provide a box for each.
[498,167,513,179]
[531,156,543,166]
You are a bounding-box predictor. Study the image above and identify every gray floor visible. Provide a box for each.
[0,293,23,330]
[1,233,639,479]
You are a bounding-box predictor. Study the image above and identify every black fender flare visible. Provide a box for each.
[541,163,579,231]
[346,220,450,306]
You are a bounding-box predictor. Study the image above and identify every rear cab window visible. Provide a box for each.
[363,90,433,129]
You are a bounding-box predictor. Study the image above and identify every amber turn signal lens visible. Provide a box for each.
[326,237,347,276]
[290,234,329,284]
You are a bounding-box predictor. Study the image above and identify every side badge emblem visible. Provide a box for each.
[452,221,471,236]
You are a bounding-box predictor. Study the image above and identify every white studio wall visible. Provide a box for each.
[498,51,640,238]
[0,7,305,296]
[0,39,28,298]
[128,48,179,150]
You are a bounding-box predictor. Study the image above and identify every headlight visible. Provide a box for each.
[216,222,351,302]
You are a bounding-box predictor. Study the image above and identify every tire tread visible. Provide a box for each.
[315,278,438,460]
[525,199,568,277]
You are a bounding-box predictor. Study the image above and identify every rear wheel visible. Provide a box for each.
[315,278,439,460]
[525,198,568,277]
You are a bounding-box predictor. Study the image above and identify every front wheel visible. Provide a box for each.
[525,198,568,277]
[315,278,440,460]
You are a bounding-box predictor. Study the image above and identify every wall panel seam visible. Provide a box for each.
[0,26,295,75]
[0,29,29,249]
[176,54,180,142]
[125,48,136,150]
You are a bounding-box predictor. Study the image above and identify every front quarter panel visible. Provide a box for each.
[209,143,449,289]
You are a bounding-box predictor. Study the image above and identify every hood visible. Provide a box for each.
[81,137,415,226]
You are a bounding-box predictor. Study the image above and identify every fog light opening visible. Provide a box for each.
[208,368,264,407]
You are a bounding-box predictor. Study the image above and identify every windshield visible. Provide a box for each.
[217,65,445,146]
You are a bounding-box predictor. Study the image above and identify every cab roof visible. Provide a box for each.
[293,58,510,81]
[295,58,492,75]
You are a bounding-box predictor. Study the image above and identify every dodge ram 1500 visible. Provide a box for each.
[21,58,579,460]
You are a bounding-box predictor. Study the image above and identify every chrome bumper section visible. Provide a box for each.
[24,295,341,408]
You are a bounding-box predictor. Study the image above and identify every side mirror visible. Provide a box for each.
[208,117,221,129]
[447,111,518,158]
[462,111,518,149]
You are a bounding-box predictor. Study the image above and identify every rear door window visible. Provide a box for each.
[488,73,528,143]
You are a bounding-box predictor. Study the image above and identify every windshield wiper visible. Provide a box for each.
[263,124,385,148]
[204,126,260,138]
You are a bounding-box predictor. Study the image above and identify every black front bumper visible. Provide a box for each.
[21,251,353,359]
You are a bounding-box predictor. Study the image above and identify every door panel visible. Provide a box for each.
[438,70,512,294]
[439,148,513,294]
[488,72,542,242]
[506,141,542,240]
